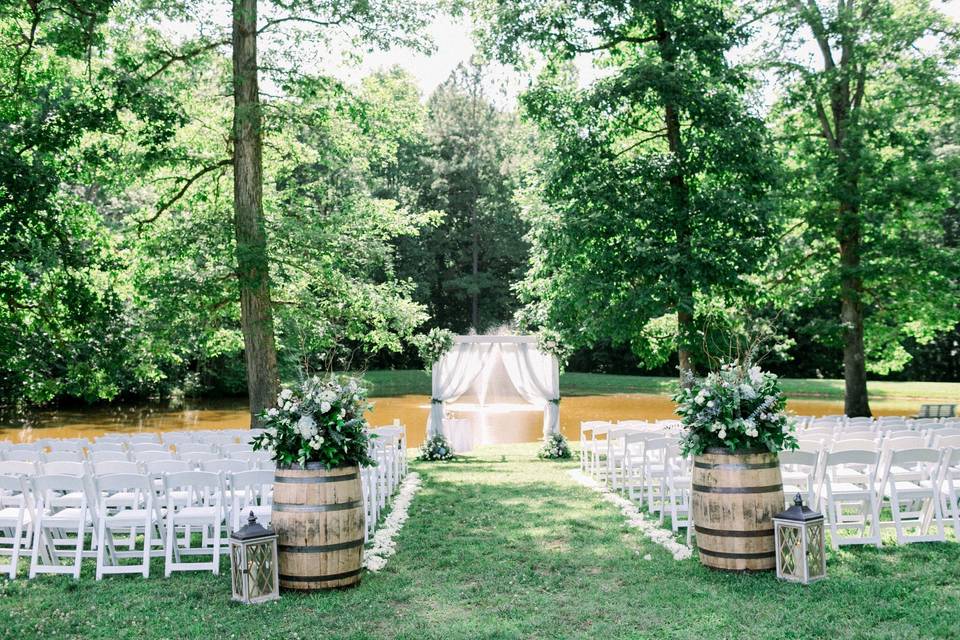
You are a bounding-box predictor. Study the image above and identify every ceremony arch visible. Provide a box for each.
[428,335,560,441]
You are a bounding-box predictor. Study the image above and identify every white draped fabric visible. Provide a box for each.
[428,337,560,440]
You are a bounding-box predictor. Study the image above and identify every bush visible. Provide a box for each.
[537,432,572,459]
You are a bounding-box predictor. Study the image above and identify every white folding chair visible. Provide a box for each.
[830,438,878,453]
[229,470,273,532]
[219,443,253,456]
[0,475,33,578]
[162,471,225,576]
[181,452,219,467]
[129,434,161,445]
[822,450,882,549]
[202,459,249,474]
[4,449,41,463]
[129,443,168,454]
[578,421,606,474]
[29,474,92,579]
[229,450,273,469]
[88,442,126,454]
[174,443,210,455]
[92,473,156,579]
[44,450,84,463]
[780,450,822,509]
[880,448,945,544]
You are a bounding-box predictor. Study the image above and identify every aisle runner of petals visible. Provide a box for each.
[363,472,422,572]
[568,469,693,561]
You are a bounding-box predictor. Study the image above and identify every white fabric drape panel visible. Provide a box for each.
[498,342,561,438]
[428,342,494,437]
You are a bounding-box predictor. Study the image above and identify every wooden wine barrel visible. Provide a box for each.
[692,448,784,571]
[272,463,365,590]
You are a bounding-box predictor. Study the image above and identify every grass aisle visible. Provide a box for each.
[1,445,959,639]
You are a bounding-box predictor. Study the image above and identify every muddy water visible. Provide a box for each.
[0,393,942,447]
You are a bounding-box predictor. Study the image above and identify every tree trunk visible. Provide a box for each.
[839,204,871,417]
[655,16,695,382]
[232,0,279,426]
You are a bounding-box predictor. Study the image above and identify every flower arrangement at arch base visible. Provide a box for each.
[417,434,456,461]
[538,432,572,460]
[251,376,376,468]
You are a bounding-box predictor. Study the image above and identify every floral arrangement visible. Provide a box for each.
[417,433,455,461]
[537,432,572,459]
[537,328,572,367]
[251,376,376,468]
[413,327,455,371]
[673,363,798,456]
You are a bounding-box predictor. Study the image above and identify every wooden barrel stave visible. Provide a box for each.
[692,449,784,571]
[272,464,365,590]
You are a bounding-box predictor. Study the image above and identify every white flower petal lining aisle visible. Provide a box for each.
[568,469,693,561]
[363,472,423,573]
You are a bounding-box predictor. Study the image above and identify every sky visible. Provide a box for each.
[166,2,960,107]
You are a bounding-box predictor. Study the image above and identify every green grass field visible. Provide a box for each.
[363,369,960,401]
[3,445,958,639]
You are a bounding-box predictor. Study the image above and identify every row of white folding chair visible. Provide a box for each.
[781,447,959,548]
[0,468,273,580]
[361,426,408,539]
[580,421,675,480]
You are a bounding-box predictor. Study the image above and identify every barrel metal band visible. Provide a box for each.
[694,525,775,538]
[272,500,361,512]
[697,547,776,560]
[275,472,358,484]
[692,484,783,494]
[694,460,779,471]
[279,568,362,583]
[278,538,364,553]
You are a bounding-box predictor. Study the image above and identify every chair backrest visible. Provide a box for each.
[134,450,175,463]
[182,452,219,465]
[88,450,129,463]
[882,434,926,452]
[844,417,874,429]
[831,438,878,452]
[642,437,672,459]
[202,459,249,474]
[616,420,650,430]
[825,449,879,467]
[220,443,254,456]
[880,429,915,440]
[174,443,210,454]
[162,471,224,506]
[44,450,84,463]
[4,449,40,462]
[580,421,608,438]
[89,442,125,453]
[933,434,960,450]
[41,461,86,476]
[129,434,161,444]
[0,460,37,476]
[92,460,141,476]
[145,459,191,475]
[94,472,152,496]
[129,442,168,453]
[31,474,87,504]
[780,450,820,467]
[888,447,940,466]
[46,439,86,452]
[0,474,27,506]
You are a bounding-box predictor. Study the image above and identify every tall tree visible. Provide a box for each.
[232,0,278,424]
[762,0,960,415]
[476,0,777,377]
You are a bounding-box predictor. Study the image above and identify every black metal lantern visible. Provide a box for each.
[229,512,280,604]
[773,494,827,585]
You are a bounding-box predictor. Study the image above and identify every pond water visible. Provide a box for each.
[0,393,942,447]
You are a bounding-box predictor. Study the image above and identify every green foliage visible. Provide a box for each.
[411,327,456,370]
[251,376,375,468]
[477,0,778,370]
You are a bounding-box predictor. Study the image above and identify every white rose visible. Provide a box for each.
[706,400,714,408]
[718,429,727,439]
[280,389,293,400]
[320,401,331,413]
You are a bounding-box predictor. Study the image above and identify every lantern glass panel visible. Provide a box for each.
[247,541,276,598]
[231,544,244,598]
[778,525,801,578]
[807,522,825,578]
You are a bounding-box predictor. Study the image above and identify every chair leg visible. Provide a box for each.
[142,517,152,578]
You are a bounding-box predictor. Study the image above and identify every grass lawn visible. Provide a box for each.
[2,444,958,639]
[363,369,960,401]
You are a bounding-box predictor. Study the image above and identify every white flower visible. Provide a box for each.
[280,389,293,400]
[320,401,331,414]
[706,400,714,408]
[739,383,757,400]
[267,408,279,417]
[296,414,317,439]
[749,365,764,387]
[718,429,727,439]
